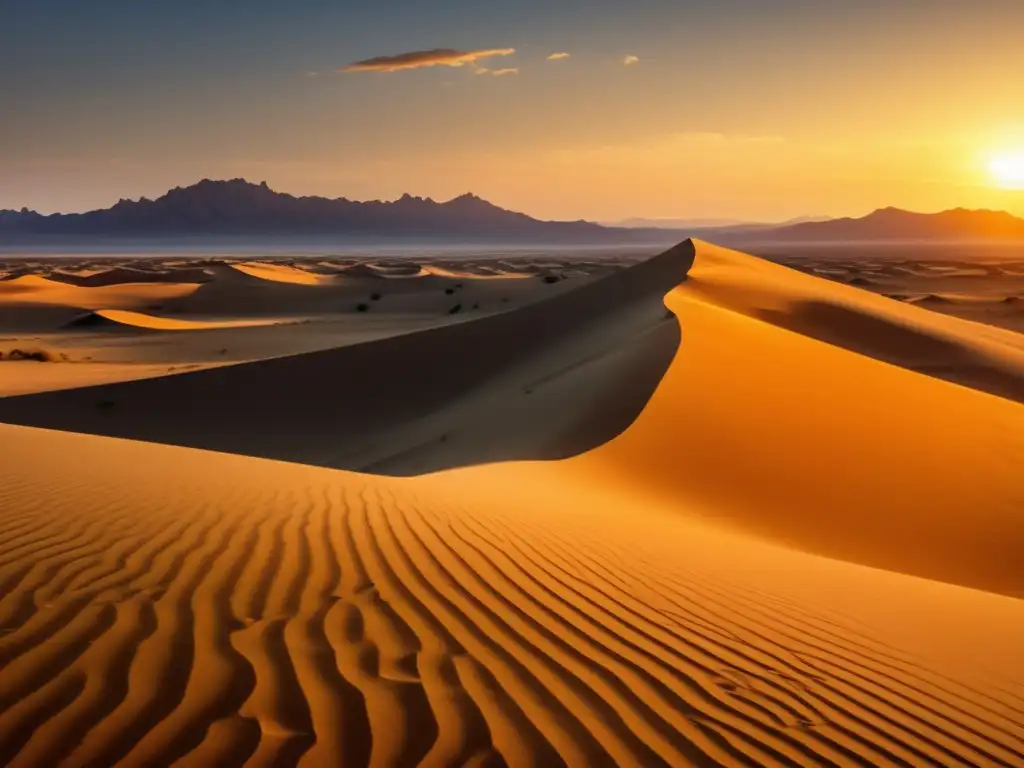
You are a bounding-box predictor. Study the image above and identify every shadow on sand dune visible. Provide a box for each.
[0,242,695,474]
[757,300,1024,403]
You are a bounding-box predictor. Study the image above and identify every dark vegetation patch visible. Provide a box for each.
[0,348,55,362]
[448,304,463,315]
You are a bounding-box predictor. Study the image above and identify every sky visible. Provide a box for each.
[3,0,1024,222]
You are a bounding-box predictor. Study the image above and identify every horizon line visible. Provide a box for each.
[4,176,1022,226]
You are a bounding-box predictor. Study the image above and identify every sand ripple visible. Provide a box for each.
[0,427,1022,766]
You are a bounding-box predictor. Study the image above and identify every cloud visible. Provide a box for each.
[473,65,518,77]
[547,52,571,61]
[341,48,515,73]
[622,54,639,66]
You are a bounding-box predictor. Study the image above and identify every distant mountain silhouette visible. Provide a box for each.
[722,207,1024,242]
[3,182,1022,244]
[0,179,616,242]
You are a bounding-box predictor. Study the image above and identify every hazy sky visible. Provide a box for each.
[3,0,1024,221]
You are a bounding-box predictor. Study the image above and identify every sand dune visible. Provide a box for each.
[689,243,1024,403]
[0,415,1022,765]
[337,263,404,279]
[0,274,201,310]
[421,264,533,280]
[0,253,598,396]
[781,250,1024,335]
[65,309,291,332]
[568,242,1024,598]
[3,241,1023,466]
[45,266,214,287]
[230,262,338,286]
[0,246,685,472]
[1,240,1023,765]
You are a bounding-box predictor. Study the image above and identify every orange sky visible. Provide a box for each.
[3,1,1024,222]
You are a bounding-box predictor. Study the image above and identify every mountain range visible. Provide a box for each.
[2,179,1023,244]
[725,207,1024,243]
[0,179,610,242]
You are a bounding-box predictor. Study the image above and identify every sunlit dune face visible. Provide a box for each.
[989,152,1024,188]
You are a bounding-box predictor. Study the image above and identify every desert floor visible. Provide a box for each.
[1,240,1023,766]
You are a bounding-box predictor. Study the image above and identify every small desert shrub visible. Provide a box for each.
[5,348,53,362]
[542,274,561,284]
[370,292,382,301]
[448,303,462,315]
[356,303,370,312]
[445,287,455,295]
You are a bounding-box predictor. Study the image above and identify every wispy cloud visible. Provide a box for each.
[341,48,515,73]
[547,52,571,61]
[491,68,519,76]
[622,54,639,66]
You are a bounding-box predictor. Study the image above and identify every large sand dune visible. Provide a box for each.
[0,247,684,472]
[1,240,1023,766]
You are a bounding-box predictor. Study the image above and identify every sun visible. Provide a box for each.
[989,152,1024,188]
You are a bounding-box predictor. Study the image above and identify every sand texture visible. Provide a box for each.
[1,240,1023,766]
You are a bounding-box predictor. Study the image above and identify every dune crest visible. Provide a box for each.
[0,274,201,310]
[230,262,338,285]
[76,309,291,332]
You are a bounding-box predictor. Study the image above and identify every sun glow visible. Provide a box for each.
[989,152,1024,188]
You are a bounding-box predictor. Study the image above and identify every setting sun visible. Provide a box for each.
[990,152,1024,188]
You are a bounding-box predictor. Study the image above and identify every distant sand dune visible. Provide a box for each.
[65,309,291,332]
[421,264,533,280]
[337,263,401,279]
[230,262,338,286]
[45,266,214,287]
[0,274,201,310]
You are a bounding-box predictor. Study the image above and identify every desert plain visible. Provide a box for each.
[1,239,1023,766]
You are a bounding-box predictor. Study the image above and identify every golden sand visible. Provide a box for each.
[1,241,1022,766]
